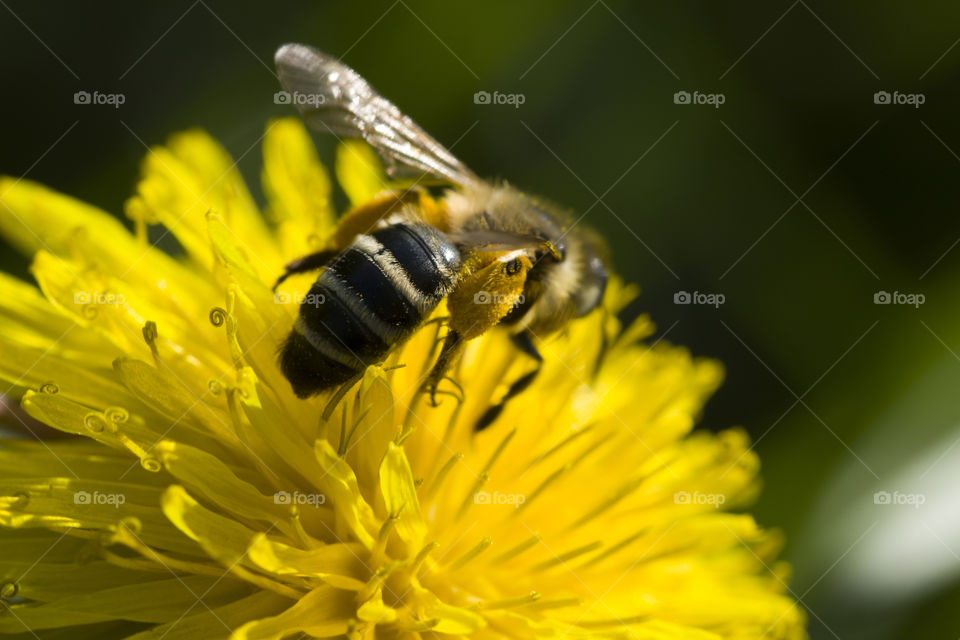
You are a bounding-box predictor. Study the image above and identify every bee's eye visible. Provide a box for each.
[505,258,523,275]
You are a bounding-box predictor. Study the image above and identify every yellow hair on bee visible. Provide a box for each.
[448,251,531,340]
[331,188,449,250]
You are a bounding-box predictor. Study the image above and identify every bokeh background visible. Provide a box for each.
[2,2,960,638]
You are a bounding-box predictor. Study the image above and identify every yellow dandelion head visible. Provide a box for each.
[0,118,806,639]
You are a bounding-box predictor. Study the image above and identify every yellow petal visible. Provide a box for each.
[231,585,354,640]
[245,533,368,590]
[160,484,259,565]
[3,350,124,414]
[314,440,379,549]
[206,211,278,312]
[357,592,398,623]
[0,177,130,256]
[123,591,293,640]
[235,373,323,485]
[20,388,227,467]
[0,574,251,631]
[345,366,396,503]
[165,129,276,265]
[113,357,240,449]
[261,117,335,256]
[0,559,169,603]
[227,287,305,433]
[128,129,277,272]
[335,139,389,206]
[0,430,153,482]
[0,478,196,556]
[379,442,426,548]
[0,178,202,299]
[406,586,486,635]
[154,440,287,525]
[0,271,93,347]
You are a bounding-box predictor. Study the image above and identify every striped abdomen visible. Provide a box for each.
[280,222,461,398]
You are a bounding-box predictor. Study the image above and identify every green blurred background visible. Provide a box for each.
[2,2,960,638]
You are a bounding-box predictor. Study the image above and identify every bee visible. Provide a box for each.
[273,44,607,430]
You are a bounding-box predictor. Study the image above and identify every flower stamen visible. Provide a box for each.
[450,536,493,569]
[425,452,463,500]
[475,591,541,611]
[532,540,603,571]
[142,320,160,363]
[513,462,571,516]
[493,532,541,564]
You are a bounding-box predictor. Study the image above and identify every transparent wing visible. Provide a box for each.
[275,43,481,188]
[449,229,547,253]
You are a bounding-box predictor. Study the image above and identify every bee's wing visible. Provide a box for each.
[449,229,548,253]
[275,43,481,188]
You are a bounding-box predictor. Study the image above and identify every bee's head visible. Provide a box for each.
[527,231,606,319]
[572,246,607,317]
[521,211,606,320]
[451,184,608,331]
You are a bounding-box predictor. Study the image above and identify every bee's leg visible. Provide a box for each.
[423,251,532,407]
[475,331,542,431]
[272,249,339,291]
[424,329,464,406]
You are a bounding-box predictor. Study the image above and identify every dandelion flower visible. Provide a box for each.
[0,118,806,639]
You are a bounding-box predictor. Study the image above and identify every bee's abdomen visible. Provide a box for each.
[280,222,460,398]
